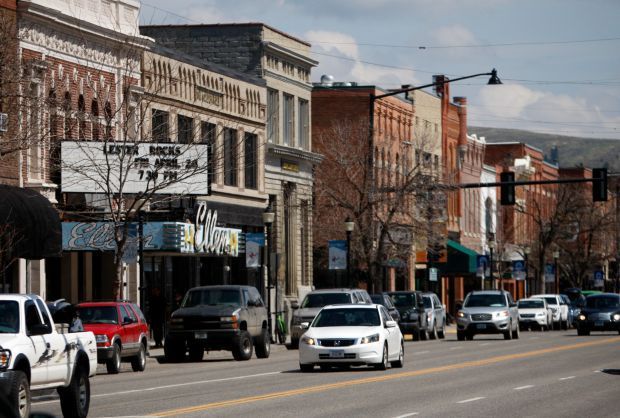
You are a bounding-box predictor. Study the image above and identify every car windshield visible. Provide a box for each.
[183,289,241,308]
[586,296,620,310]
[464,294,506,307]
[77,306,118,324]
[301,293,350,308]
[518,300,544,309]
[389,293,416,308]
[0,301,20,333]
[422,296,432,309]
[541,297,558,306]
[313,308,381,327]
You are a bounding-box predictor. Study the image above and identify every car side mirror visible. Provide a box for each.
[291,300,299,309]
[29,324,51,336]
[301,322,310,330]
[385,320,397,328]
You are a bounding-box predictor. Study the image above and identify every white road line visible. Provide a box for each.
[33,371,282,405]
[594,370,602,373]
[449,346,461,350]
[416,350,429,354]
[559,376,576,380]
[479,343,492,346]
[457,397,486,404]
[514,385,535,390]
[392,413,419,418]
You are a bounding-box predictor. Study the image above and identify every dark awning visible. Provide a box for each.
[203,201,266,227]
[436,240,478,274]
[0,185,62,259]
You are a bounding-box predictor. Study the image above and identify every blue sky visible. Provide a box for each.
[139,0,620,139]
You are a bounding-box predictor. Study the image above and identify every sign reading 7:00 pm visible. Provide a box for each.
[60,141,210,195]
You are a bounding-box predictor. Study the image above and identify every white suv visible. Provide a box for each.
[530,294,569,330]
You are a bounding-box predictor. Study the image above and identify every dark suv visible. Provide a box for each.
[164,285,270,362]
[386,291,429,341]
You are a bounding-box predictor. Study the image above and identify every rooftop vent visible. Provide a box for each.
[320,74,334,86]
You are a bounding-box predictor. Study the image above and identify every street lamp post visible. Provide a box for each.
[344,218,355,287]
[553,250,560,293]
[262,206,275,342]
[524,246,531,297]
[488,235,496,290]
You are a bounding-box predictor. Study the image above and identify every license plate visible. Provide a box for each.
[329,350,344,358]
[595,321,604,327]
[476,324,487,329]
[194,332,208,339]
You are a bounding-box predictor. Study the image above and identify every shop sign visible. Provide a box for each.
[194,203,240,256]
[245,233,264,268]
[61,141,210,195]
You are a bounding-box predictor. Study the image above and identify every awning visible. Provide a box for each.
[437,240,478,274]
[0,185,62,259]
[203,201,266,227]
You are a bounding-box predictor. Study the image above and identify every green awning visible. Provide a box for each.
[436,240,478,274]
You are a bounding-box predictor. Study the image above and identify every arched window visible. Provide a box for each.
[63,92,72,139]
[49,90,58,141]
[77,95,86,139]
[104,101,113,140]
[91,100,99,140]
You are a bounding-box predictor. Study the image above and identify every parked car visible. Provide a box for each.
[164,285,270,361]
[370,293,401,323]
[575,293,620,335]
[530,294,569,330]
[517,298,552,331]
[386,291,429,341]
[76,301,150,374]
[456,290,520,340]
[290,288,372,348]
[422,292,447,339]
[560,294,576,328]
[298,304,404,372]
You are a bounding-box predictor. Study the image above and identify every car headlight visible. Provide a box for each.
[220,315,239,329]
[95,334,109,343]
[457,311,466,318]
[360,333,380,344]
[0,349,11,370]
[578,314,586,321]
[613,314,620,321]
[536,312,546,317]
[301,335,315,346]
[497,311,509,318]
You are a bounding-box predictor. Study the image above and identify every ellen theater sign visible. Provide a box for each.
[61,141,210,195]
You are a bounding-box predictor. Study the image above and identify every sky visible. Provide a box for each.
[139,0,620,140]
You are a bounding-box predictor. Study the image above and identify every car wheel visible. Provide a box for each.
[232,331,254,361]
[562,320,568,330]
[504,323,513,340]
[512,322,520,339]
[255,328,271,359]
[412,331,420,341]
[457,331,465,341]
[419,329,427,341]
[438,320,446,339]
[8,370,30,418]
[429,322,438,340]
[374,344,389,370]
[553,321,560,331]
[58,365,90,418]
[106,343,121,374]
[164,340,185,362]
[577,328,590,336]
[188,343,204,362]
[391,341,404,368]
[465,332,474,341]
[300,363,314,372]
[131,341,147,372]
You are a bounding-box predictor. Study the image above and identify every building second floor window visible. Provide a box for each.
[298,98,309,150]
[152,109,169,142]
[177,115,194,144]
[244,132,257,190]
[224,127,238,186]
[267,89,279,143]
[283,93,294,146]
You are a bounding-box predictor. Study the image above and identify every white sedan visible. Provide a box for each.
[298,304,404,372]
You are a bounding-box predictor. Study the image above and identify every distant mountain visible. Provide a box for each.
[470,126,620,172]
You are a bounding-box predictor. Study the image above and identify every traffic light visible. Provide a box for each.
[500,171,515,205]
[592,168,608,202]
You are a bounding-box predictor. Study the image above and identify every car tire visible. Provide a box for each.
[465,332,474,341]
[553,321,560,331]
[8,370,30,418]
[255,328,271,359]
[457,330,465,341]
[438,320,446,339]
[412,331,420,341]
[391,341,404,368]
[130,341,147,372]
[188,343,204,362]
[106,343,121,374]
[164,340,185,362]
[374,344,389,370]
[232,331,254,361]
[300,363,314,372]
[512,322,520,339]
[504,323,513,340]
[419,329,427,341]
[58,365,90,418]
[562,320,568,330]
[577,328,590,336]
[429,322,438,340]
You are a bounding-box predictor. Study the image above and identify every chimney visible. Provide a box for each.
[454,96,468,149]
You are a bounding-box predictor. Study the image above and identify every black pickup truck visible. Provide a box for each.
[164,285,270,362]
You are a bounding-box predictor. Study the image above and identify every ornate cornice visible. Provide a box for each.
[268,143,323,164]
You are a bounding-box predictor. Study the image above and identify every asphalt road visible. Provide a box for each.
[33,327,620,418]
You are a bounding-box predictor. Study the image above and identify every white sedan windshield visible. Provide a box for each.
[313,308,380,327]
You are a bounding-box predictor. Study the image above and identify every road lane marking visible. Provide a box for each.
[479,343,492,346]
[392,413,419,417]
[449,347,461,350]
[33,371,282,405]
[142,336,618,416]
[416,351,429,354]
[514,385,534,390]
[457,397,485,404]
[559,376,576,380]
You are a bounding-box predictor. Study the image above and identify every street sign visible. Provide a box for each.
[544,263,555,283]
[477,255,489,278]
[429,267,438,282]
[328,240,347,270]
[594,270,605,287]
[513,260,526,280]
